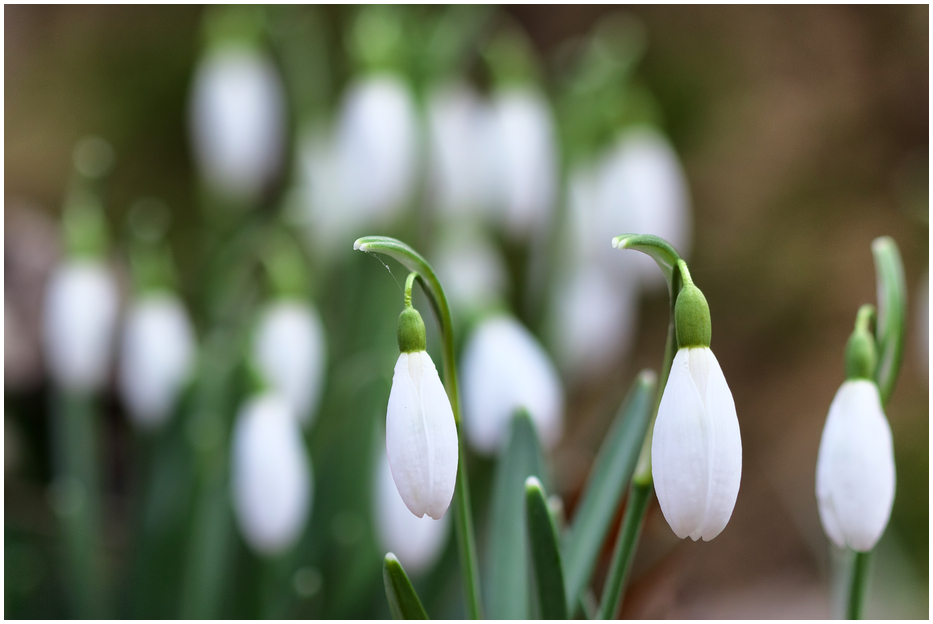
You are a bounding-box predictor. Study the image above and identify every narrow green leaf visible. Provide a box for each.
[525,477,568,620]
[486,409,549,619]
[871,236,906,405]
[597,481,652,619]
[562,370,656,607]
[383,553,429,620]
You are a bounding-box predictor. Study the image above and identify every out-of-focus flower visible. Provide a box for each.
[596,127,692,289]
[231,393,313,555]
[815,379,896,552]
[118,293,196,430]
[487,87,558,239]
[374,446,450,574]
[252,300,327,428]
[42,261,119,393]
[431,229,508,318]
[652,346,742,541]
[426,82,498,221]
[549,264,638,381]
[333,74,419,227]
[189,45,286,201]
[461,315,564,454]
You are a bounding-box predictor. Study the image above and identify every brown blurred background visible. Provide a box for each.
[6,5,928,619]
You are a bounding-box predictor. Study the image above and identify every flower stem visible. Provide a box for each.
[846,550,870,619]
[597,481,652,619]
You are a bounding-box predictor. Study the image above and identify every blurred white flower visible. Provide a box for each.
[42,260,119,393]
[549,264,638,381]
[488,87,558,238]
[596,127,692,290]
[252,300,327,428]
[118,293,196,429]
[189,45,286,201]
[431,231,508,317]
[386,350,458,520]
[815,379,895,552]
[652,347,741,541]
[426,82,497,220]
[461,315,564,454]
[374,446,450,574]
[231,393,313,555]
[333,74,419,226]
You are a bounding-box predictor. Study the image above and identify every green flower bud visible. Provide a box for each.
[397,306,426,353]
[845,327,877,381]
[674,283,711,349]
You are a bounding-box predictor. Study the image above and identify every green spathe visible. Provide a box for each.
[397,306,427,353]
[845,327,878,382]
[674,283,711,349]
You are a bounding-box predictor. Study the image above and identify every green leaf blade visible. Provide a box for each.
[486,409,549,619]
[871,236,906,405]
[383,553,429,620]
[562,370,656,608]
[525,477,568,620]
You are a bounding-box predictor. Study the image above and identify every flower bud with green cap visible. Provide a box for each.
[386,273,458,519]
[674,282,711,349]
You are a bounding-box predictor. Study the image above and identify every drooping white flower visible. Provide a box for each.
[118,293,196,429]
[815,379,895,552]
[487,87,558,238]
[374,446,450,574]
[252,300,327,427]
[596,127,692,289]
[549,264,638,381]
[230,393,313,555]
[431,230,508,318]
[652,347,742,541]
[461,315,564,454]
[333,74,419,226]
[386,349,459,520]
[189,45,286,201]
[426,82,498,220]
[42,260,120,393]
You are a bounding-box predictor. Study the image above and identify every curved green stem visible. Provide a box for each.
[847,551,870,619]
[597,481,651,619]
[355,236,484,619]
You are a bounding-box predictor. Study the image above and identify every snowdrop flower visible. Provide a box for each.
[431,230,508,318]
[652,283,741,541]
[596,127,692,289]
[487,87,558,239]
[815,313,895,552]
[386,295,458,520]
[333,74,419,227]
[549,264,638,380]
[426,82,498,220]
[189,45,286,201]
[461,315,564,454]
[118,293,196,429]
[231,393,313,555]
[42,260,119,393]
[374,446,450,574]
[252,300,327,428]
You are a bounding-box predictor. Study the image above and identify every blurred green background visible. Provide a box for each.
[5,5,928,619]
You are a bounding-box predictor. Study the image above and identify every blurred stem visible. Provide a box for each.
[354,236,483,619]
[597,482,651,619]
[846,551,870,619]
[51,390,107,618]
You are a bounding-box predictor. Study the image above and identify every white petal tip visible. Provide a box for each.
[353,239,364,251]
[385,552,399,563]
[524,476,543,491]
[611,237,623,249]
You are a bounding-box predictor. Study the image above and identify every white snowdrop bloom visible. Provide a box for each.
[252,300,327,427]
[550,264,638,380]
[487,87,558,238]
[426,83,497,220]
[431,232,508,317]
[42,260,119,393]
[333,74,419,226]
[189,45,286,201]
[374,447,450,574]
[596,127,692,289]
[461,315,564,454]
[386,347,459,520]
[815,380,895,552]
[293,128,349,259]
[652,346,742,541]
[118,293,196,429]
[231,393,313,555]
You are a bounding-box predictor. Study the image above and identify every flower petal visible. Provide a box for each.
[652,348,710,540]
[386,353,431,518]
[414,351,459,519]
